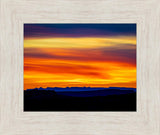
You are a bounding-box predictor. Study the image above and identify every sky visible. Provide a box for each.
[24,24,136,90]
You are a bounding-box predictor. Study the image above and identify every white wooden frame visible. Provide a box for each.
[0,0,160,134]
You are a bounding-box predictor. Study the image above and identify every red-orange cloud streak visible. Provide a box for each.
[24,37,136,90]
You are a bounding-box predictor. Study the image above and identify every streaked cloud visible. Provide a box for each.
[24,37,136,48]
[24,24,136,90]
[24,24,136,38]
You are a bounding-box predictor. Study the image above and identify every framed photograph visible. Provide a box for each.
[24,24,136,111]
[0,0,160,134]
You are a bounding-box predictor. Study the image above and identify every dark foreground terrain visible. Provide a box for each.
[24,89,136,111]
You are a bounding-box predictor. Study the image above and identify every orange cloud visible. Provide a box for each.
[24,37,136,90]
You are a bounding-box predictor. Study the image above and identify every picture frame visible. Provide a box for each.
[0,0,160,134]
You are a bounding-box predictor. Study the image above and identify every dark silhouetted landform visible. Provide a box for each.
[24,87,136,111]
[26,87,136,92]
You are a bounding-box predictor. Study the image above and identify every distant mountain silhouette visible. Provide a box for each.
[56,89,135,97]
[24,87,136,111]
[26,87,136,92]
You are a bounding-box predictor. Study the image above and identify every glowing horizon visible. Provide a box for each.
[24,24,136,90]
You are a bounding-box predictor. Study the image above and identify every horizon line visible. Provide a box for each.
[24,86,136,90]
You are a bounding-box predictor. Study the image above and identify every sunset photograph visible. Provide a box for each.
[24,24,136,111]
